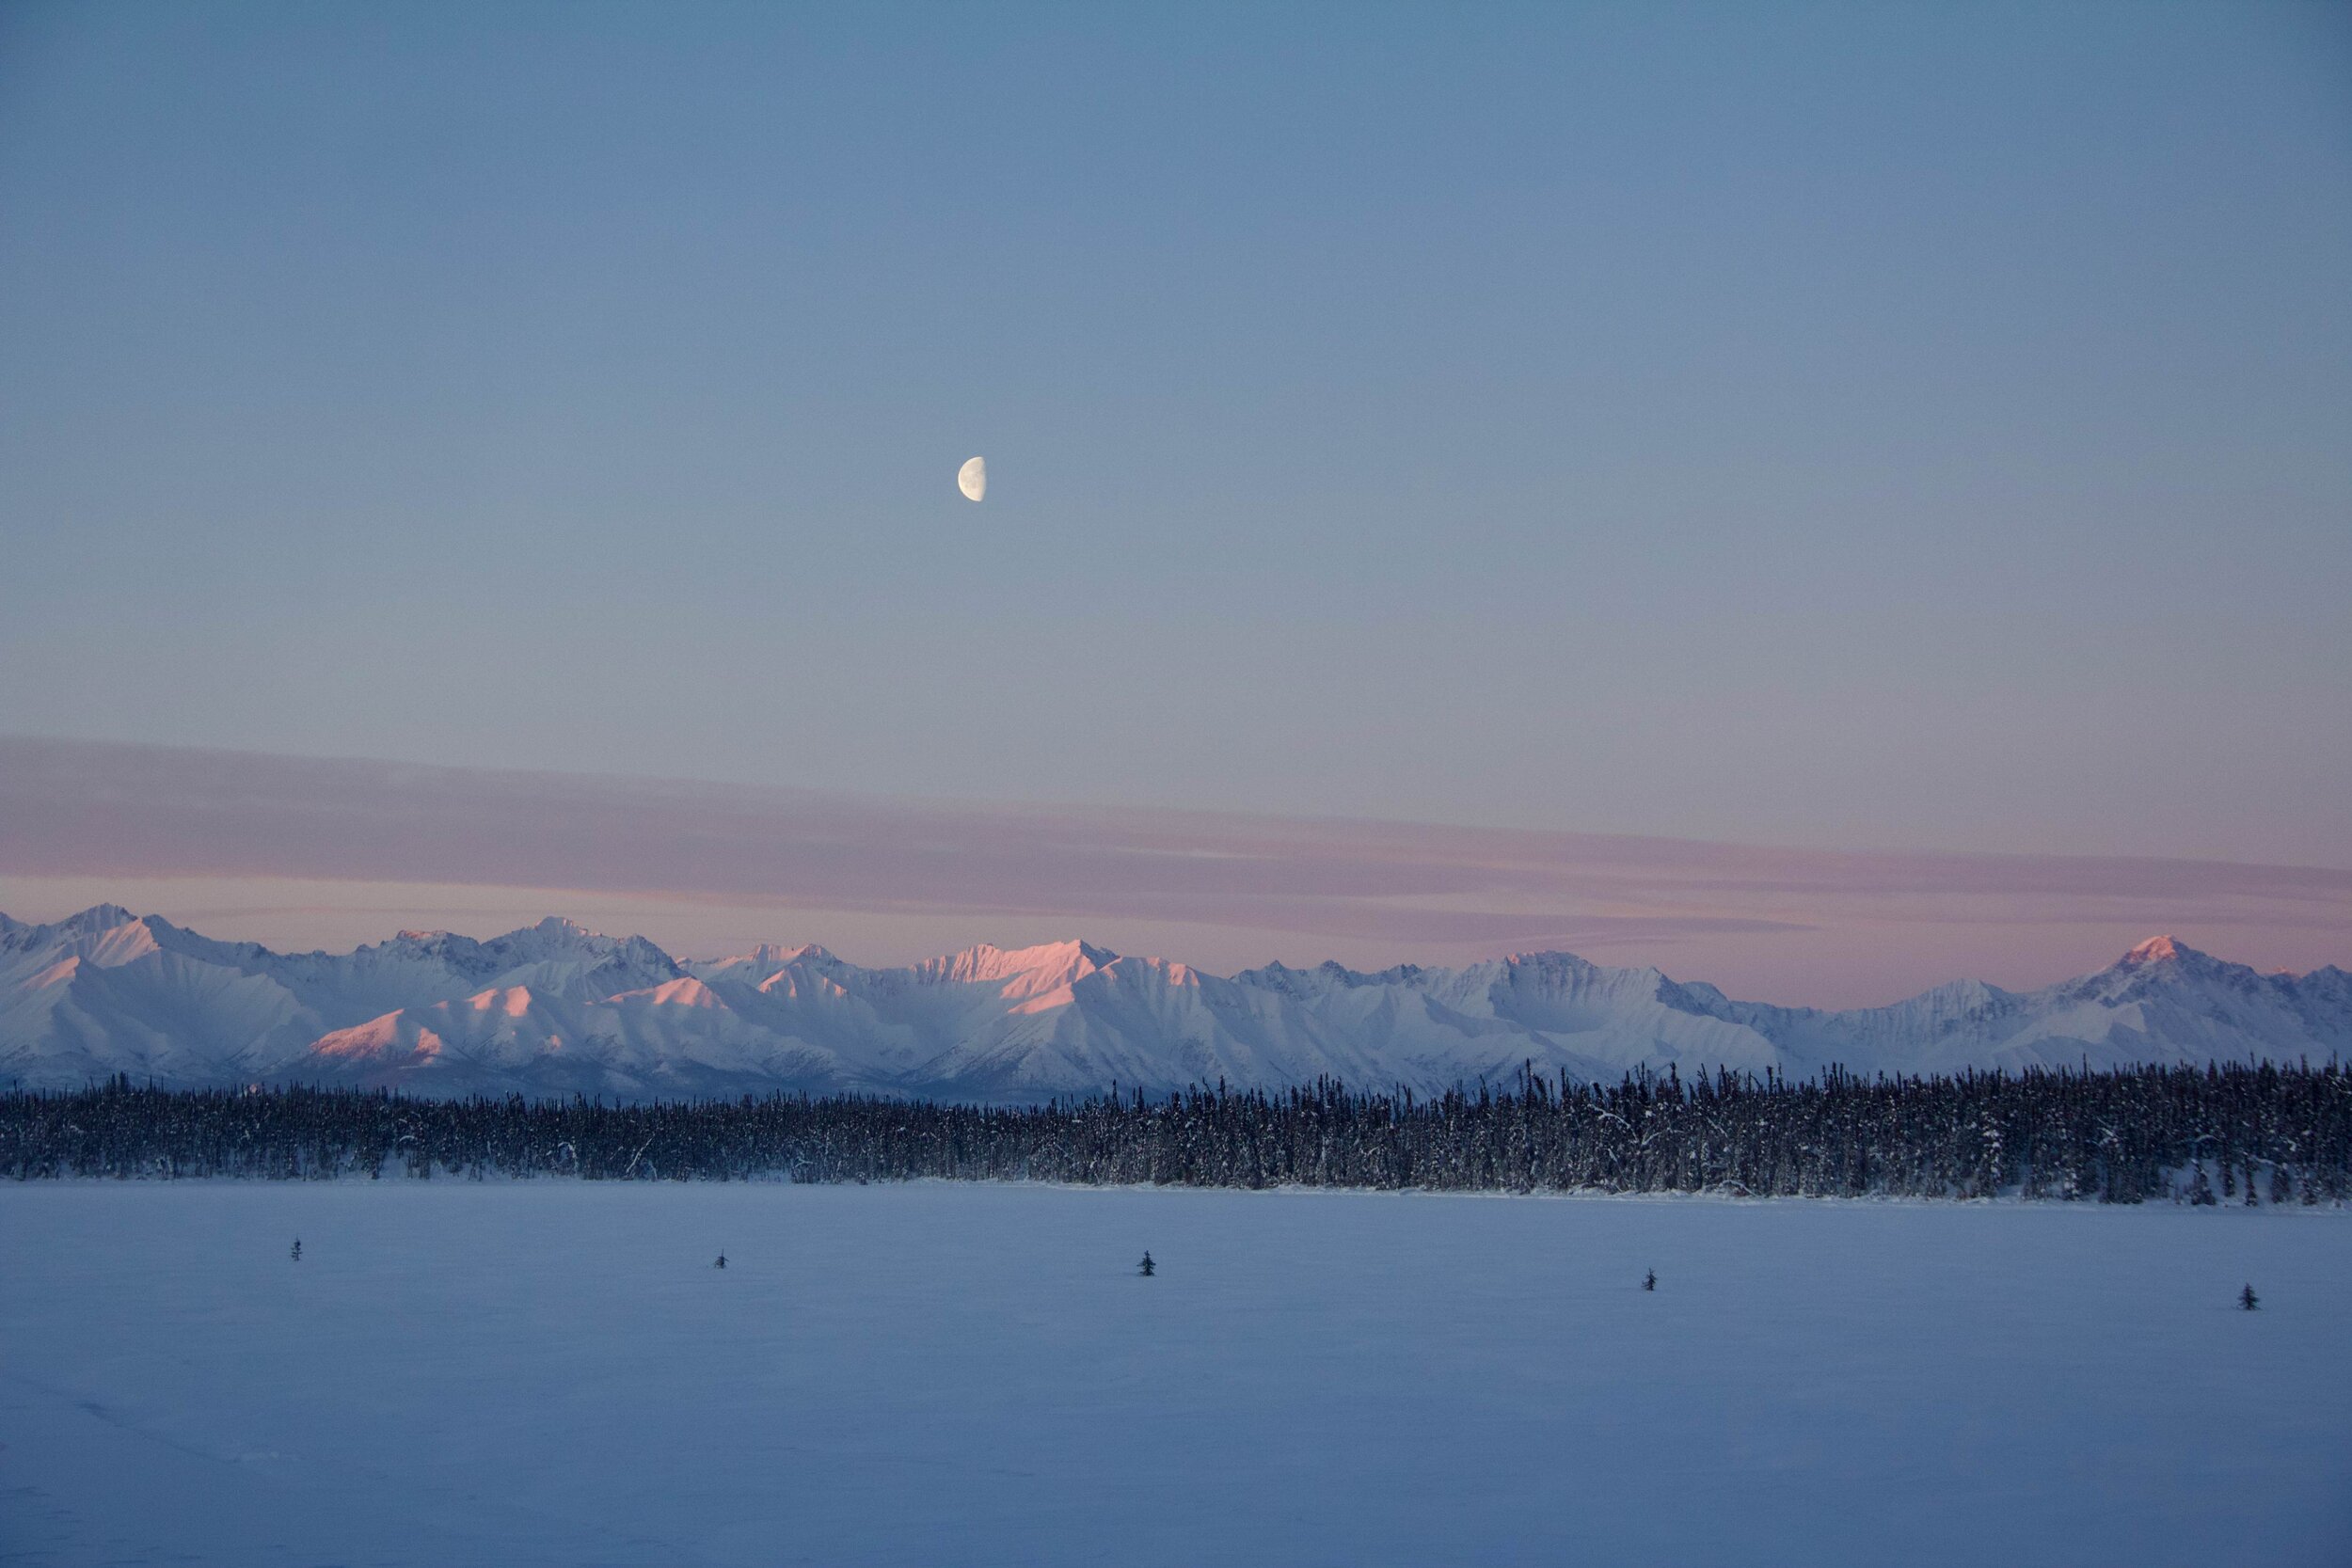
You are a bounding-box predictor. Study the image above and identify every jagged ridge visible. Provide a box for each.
[3,907,2346,1102]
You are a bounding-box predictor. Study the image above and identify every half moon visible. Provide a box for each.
[958,455,986,501]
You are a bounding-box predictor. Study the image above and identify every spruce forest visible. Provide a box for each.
[7,1062,2349,1203]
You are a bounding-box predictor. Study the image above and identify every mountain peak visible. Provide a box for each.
[487,915,634,958]
[5,908,2342,1101]
[2122,935,2200,967]
[914,938,1119,996]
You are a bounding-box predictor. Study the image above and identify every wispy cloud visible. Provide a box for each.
[3,736,2346,1002]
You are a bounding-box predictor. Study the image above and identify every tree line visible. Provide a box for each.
[4,1061,2346,1203]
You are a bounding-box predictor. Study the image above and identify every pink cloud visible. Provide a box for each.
[3,735,2346,1003]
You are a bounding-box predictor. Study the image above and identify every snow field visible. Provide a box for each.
[3,1181,2347,1567]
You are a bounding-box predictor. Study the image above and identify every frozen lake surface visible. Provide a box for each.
[4,1181,2347,1567]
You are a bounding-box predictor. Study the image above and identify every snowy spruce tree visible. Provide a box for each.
[6,1063,2349,1203]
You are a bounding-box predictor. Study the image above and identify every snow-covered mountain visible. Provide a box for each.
[2,908,2344,1101]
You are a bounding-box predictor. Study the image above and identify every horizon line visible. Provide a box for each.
[5,733,2349,1007]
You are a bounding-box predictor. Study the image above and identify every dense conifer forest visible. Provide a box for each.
[5,1063,2348,1203]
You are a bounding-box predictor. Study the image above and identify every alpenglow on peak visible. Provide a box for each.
[2,909,2344,1102]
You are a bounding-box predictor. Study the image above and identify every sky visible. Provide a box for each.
[1,3,2348,1000]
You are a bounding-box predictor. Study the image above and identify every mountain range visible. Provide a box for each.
[3,906,2346,1102]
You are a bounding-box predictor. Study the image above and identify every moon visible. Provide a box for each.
[958,455,986,502]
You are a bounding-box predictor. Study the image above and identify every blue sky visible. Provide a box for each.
[1,3,2348,990]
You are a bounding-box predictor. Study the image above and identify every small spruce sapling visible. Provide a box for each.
[1138,1251,1155,1277]
[2240,1283,2260,1311]
[1643,1269,1656,1291]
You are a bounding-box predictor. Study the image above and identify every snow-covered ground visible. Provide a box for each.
[4,1183,2346,1567]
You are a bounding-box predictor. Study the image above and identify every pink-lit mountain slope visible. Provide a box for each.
[2,909,2344,1101]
